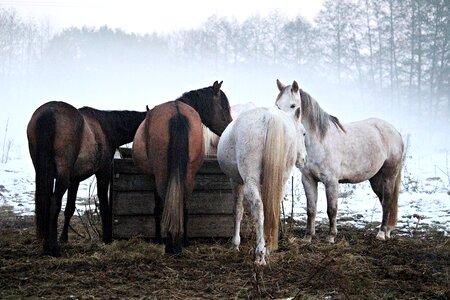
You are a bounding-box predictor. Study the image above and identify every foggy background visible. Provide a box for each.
[0,0,449,161]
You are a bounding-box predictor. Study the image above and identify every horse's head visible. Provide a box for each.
[275,79,301,118]
[292,107,307,168]
[208,80,232,135]
[197,81,233,136]
[181,81,232,136]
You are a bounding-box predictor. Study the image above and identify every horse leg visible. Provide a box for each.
[182,194,189,247]
[244,179,266,266]
[302,175,318,242]
[154,192,163,243]
[231,181,244,251]
[46,175,69,256]
[370,171,397,241]
[96,173,112,244]
[60,181,80,243]
[324,181,339,243]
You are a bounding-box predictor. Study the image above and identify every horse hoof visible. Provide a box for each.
[326,236,335,244]
[254,257,267,266]
[376,231,386,241]
[165,242,182,255]
[230,245,240,252]
[303,235,312,243]
[43,246,61,257]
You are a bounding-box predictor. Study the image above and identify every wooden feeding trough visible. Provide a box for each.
[111,149,249,239]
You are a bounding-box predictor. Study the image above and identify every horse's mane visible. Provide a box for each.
[79,107,146,145]
[300,89,346,139]
[177,86,230,120]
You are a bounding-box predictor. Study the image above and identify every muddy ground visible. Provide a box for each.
[0,207,449,299]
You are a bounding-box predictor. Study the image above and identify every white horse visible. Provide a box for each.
[217,106,306,265]
[275,80,404,243]
[203,102,256,157]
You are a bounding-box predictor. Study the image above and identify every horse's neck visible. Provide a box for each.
[102,111,146,147]
[303,121,326,150]
[304,119,346,155]
[178,95,200,114]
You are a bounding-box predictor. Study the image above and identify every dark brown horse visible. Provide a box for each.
[27,101,146,256]
[132,81,232,253]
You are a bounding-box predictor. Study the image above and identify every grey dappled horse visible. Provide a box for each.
[276,80,404,243]
[217,106,306,265]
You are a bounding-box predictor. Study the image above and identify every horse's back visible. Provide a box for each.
[27,101,84,168]
[320,117,403,183]
[133,101,204,183]
[218,107,296,183]
[347,118,403,156]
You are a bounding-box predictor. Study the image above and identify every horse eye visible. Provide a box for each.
[290,104,296,108]
[303,132,306,137]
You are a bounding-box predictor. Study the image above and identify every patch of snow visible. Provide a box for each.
[1,148,449,236]
[0,156,97,216]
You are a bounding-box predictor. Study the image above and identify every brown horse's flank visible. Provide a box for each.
[132,81,232,254]
[161,101,190,240]
[27,101,146,256]
[133,100,204,253]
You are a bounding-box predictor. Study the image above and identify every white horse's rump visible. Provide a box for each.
[203,102,256,157]
[217,107,306,265]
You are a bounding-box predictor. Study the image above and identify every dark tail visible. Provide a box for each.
[34,109,56,241]
[161,106,190,242]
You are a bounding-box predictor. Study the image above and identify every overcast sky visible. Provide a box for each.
[2,0,323,34]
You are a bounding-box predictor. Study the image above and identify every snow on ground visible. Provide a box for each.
[282,150,450,236]
[1,148,449,236]
[0,155,97,216]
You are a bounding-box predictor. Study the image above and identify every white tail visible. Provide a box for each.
[261,114,286,251]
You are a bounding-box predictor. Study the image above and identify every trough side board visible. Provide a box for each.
[111,156,250,239]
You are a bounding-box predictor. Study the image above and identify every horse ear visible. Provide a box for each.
[292,81,299,93]
[295,107,301,120]
[146,105,149,112]
[276,79,285,91]
[213,81,223,95]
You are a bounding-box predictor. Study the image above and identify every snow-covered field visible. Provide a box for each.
[1,147,449,236]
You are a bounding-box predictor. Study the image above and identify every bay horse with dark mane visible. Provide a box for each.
[27,101,146,256]
[132,81,232,254]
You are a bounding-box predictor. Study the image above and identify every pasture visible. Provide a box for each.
[1,210,448,299]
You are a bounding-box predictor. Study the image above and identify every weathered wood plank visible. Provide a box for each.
[197,159,224,175]
[113,158,142,174]
[187,191,233,214]
[112,191,155,215]
[113,158,224,175]
[112,191,233,216]
[113,174,154,191]
[113,173,231,192]
[112,215,252,239]
[111,155,241,239]
[113,215,154,239]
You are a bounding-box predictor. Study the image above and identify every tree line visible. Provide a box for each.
[0,0,449,138]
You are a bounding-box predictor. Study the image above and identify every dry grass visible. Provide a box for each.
[0,214,449,299]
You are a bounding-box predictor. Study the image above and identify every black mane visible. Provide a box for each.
[79,107,146,147]
[177,86,230,122]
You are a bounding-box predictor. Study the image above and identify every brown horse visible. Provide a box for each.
[132,81,232,253]
[27,101,146,256]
